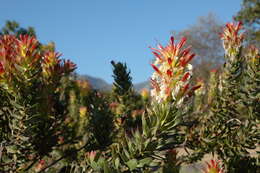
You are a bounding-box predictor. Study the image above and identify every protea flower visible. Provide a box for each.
[42,51,76,79]
[0,35,18,64]
[220,22,244,58]
[202,160,224,173]
[18,34,39,59]
[150,36,200,105]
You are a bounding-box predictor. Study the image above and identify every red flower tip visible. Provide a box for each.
[177,37,187,49]
[183,83,190,93]
[151,64,162,75]
[170,36,174,45]
[181,72,190,82]
[187,53,195,63]
[192,85,201,91]
[180,46,191,57]
[167,69,173,77]
[150,78,160,92]
[167,57,172,65]
[237,21,243,30]
[179,53,195,67]
[39,160,45,165]
[152,51,162,60]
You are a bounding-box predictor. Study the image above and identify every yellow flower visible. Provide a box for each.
[140,88,149,100]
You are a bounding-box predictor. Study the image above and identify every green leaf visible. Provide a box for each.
[10,100,24,109]
[103,160,111,173]
[142,114,149,137]
[126,159,138,171]
[114,157,120,170]
[137,157,152,167]
[6,145,17,154]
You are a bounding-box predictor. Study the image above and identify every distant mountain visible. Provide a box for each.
[134,81,150,92]
[77,74,112,91]
[77,74,150,92]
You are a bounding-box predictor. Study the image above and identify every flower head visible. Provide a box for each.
[42,51,76,79]
[18,34,39,59]
[150,36,200,105]
[220,22,244,57]
[203,160,224,173]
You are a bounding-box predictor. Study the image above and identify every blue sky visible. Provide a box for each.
[0,0,242,83]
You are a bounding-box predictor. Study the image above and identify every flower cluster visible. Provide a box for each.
[0,35,40,70]
[150,36,200,105]
[42,51,76,80]
[220,22,244,57]
[0,34,76,92]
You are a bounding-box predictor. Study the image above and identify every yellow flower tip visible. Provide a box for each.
[79,106,87,118]
[140,88,149,99]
